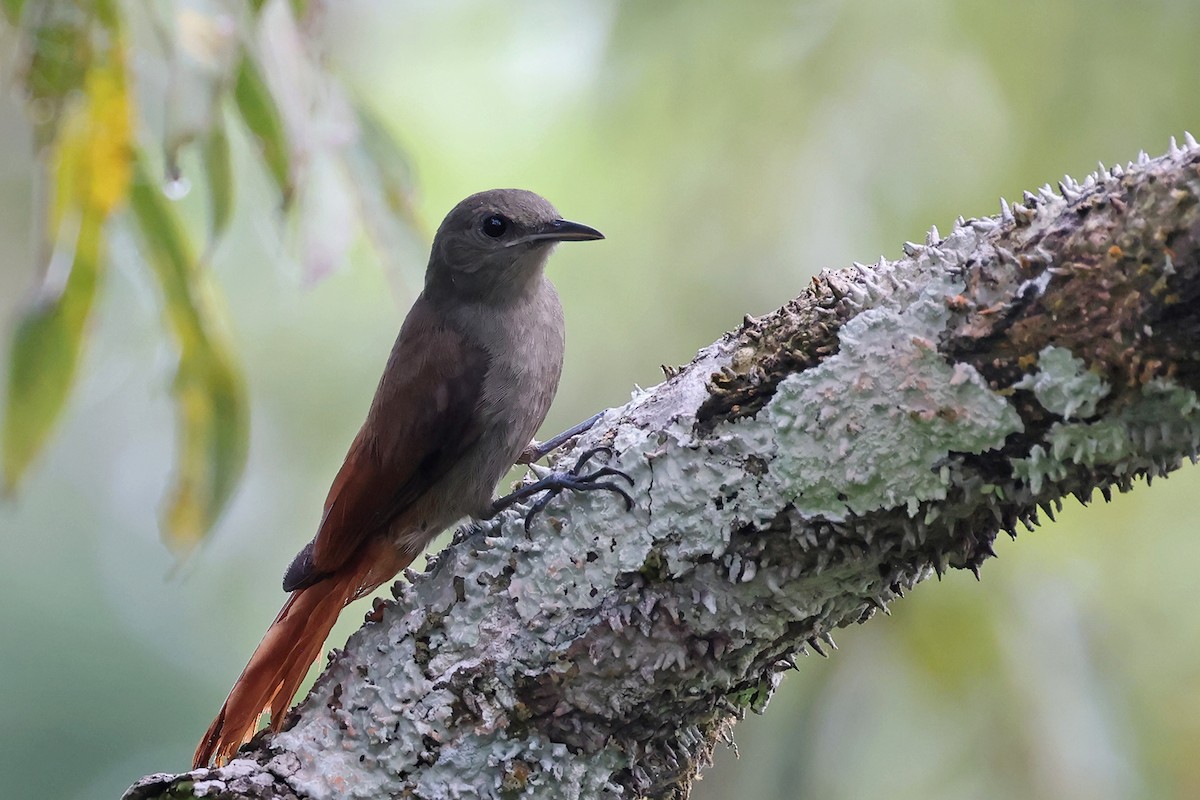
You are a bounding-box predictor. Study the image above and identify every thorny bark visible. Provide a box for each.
[126,139,1200,800]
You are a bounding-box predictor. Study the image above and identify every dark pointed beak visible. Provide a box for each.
[525,218,605,243]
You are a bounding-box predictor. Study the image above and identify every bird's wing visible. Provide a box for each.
[299,300,489,587]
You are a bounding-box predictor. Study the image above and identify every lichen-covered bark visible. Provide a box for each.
[125,139,1200,800]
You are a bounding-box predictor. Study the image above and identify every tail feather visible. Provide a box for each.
[193,541,408,768]
[193,572,356,767]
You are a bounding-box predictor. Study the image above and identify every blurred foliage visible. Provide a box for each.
[4,0,127,496]
[0,0,418,550]
[1,2,1200,800]
[128,154,248,547]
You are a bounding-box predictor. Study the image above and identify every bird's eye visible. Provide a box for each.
[481,214,509,238]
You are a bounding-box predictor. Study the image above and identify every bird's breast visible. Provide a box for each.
[441,280,566,513]
[478,282,565,448]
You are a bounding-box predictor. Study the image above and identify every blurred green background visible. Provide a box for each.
[3,1,1200,798]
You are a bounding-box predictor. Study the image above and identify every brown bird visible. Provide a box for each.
[194,189,632,767]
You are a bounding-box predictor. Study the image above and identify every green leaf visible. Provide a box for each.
[129,155,249,552]
[233,54,292,207]
[247,0,306,14]
[3,212,103,490]
[2,0,25,25]
[23,12,91,148]
[19,1,119,146]
[202,116,234,240]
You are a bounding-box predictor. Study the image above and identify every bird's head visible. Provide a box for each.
[426,189,603,303]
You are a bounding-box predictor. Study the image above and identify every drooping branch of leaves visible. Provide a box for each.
[2,0,419,550]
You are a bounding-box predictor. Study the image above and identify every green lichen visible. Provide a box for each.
[761,296,1022,519]
[1011,379,1200,493]
[409,732,625,800]
[1009,444,1068,496]
[1013,345,1110,419]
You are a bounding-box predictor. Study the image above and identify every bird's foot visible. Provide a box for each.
[490,446,634,530]
[518,412,604,464]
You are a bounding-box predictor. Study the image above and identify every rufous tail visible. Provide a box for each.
[193,543,404,768]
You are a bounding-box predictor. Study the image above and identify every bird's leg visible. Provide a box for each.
[486,446,635,530]
[517,411,605,464]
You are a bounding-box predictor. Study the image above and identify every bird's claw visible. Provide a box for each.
[522,446,635,530]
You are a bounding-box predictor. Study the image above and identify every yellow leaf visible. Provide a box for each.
[51,54,133,226]
[128,155,249,552]
[81,60,133,213]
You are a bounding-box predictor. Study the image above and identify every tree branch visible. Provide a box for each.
[125,138,1200,800]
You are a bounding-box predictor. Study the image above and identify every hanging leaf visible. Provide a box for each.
[2,0,24,25]
[128,155,249,552]
[248,0,310,21]
[349,102,420,224]
[289,150,357,284]
[3,23,132,491]
[202,115,234,240]
[21,3,93,149]
[3,214,103,491]
[161,4,240,183]
[233,53,292,206]
[341,102,425,286]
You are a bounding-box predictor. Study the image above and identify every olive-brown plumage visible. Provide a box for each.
[194,189,603,767]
